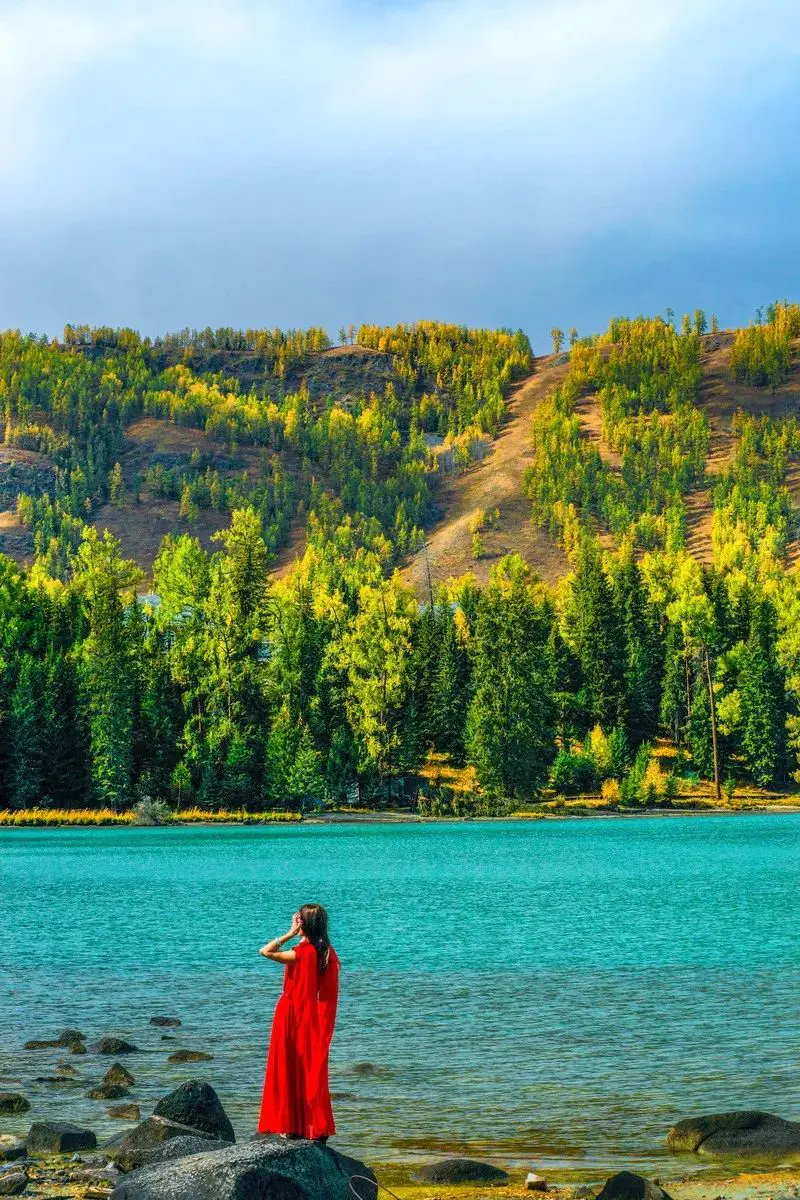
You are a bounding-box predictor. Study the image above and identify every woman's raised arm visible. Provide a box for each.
[259,913,301,964]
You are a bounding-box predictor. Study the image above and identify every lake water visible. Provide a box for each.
[2,815,800,1175]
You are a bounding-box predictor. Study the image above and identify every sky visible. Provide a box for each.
[1,0,799,349]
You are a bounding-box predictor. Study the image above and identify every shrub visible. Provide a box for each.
[132,798,174,826]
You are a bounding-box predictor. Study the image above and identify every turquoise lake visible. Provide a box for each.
[2,815,800,1174]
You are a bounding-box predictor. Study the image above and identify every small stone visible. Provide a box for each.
[0,1097,29,1117]
[166,1049,213,1063]
[26,1121,97,1154]
[88,1084,129,1101]
[102,1064,135,1088]
[160,1035,175,1041]
[0,1139,26,1164]
[0,1167,26,1196]
[526,1172,548,1191]
[108,1104,140,1122]
[55,1064,79,1076]
[149,1016,181,1027]
[90,1038,139,1056]
[70,1153,82,1162]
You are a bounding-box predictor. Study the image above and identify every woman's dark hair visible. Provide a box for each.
[299,903,331,972]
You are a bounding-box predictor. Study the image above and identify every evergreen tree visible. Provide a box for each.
[570,546,627,731]
[739,599,786,785]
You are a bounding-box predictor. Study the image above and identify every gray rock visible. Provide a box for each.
[59,1029,85,1044]
[0,1167,27,1196]
[110,1136,375,1200]
[103,1064,136,1088]
[167,1050,213,1063]
[666,1111,800,1157]
[149,1017,181,1027]
[91,1038,139,1055]
[26,1121,97,1154]
[55,1063,79,1076]
[153,1082,235,1143]
[596,1172,673,1200]
[0,1140,26,1165]
[413,1157,509,1186]
[106,1115,220,1162]
[114,1135,232,1174]
[0,1097,29,1117]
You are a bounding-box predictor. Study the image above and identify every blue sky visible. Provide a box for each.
[1,0,799,349]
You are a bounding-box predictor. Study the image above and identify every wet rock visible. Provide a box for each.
[0,1167,27,1196]
[55,1064,79,1076]
[349,1062,387,1076]
[0,1139,26,1164]
[59,1029,85,1044]
[330,1092,355,1101]
[70,1041,88,1055]
[91,1038,139,1056]
[596,1172,673,1200]
[26,1121,97,1154]
[106,1115,220,1160]
[103,1065,136,1088]
[153,1081,235,1143]
[526,1171,548,1191]
[413,1157,509,1186]
[666,1111,800,1157]
[89,1083,130,1101]
[23,1040,63,1051]
[108,1105,141,1122]
[0,1097,29,1117]
[149,1017,181,1027]
[113,1134,232,1174]
[109,1135,375,1200]
[166,1050,213,1064]
[160,1035,175,1041]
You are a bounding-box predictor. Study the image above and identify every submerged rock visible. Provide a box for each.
[667,1110,800,1157]
[413,1157,509,1186]
[89,1083,130,1101]
[103,1064,136,1088]
[55,1063,79,1076]
[0,1138,26,1164]
[26,1121,97,1153]
[153,1081,235,1144]
[108,1105,141,1122]
[596,1172,673,1200]
[58,1029,85,1044]
[167,1049,213,1063]
[0,1097,29,1117]
[91,1038,139,1056]
[22,1040,62,1051]
[110,1136,375,1200]
[149,1017,181,1027]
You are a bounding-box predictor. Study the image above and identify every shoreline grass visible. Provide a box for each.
[0,807,302,827]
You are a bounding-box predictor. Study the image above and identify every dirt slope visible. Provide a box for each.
[401,356,571,595]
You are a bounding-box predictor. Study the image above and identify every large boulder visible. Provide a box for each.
[106,1116,221,1168]
[413,1157,509,1186]
[26,1121,97,1153]
[667,1111,800,1157]
[596,1172,673,1200]
[114,1135,233,1174]
[152,1082,234,1143]
[0,1139,25,1165]
[0,1097,29,1117]
[110,1137,375,1200]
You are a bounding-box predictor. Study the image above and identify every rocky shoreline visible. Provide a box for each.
[4,1025,800,1199]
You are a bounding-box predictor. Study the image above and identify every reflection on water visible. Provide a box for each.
[2,816,800,1170]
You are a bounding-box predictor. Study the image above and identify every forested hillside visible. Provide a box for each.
[1,309,799,815]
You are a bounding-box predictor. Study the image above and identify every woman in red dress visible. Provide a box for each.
[257,902,340,1141]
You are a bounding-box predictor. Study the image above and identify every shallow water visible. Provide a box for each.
[2,815,800,1172]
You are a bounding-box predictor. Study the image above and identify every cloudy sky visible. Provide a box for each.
[1,0,799,347]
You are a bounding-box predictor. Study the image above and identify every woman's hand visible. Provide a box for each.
[289,912,302,938]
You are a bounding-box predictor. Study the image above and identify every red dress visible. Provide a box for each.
[258,939,340,1139]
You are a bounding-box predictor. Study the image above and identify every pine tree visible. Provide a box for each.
[570,547,627,732]
[10,655,46,807]
[613,558,663,747]
[465,558,555,799]
[740,600,786,786]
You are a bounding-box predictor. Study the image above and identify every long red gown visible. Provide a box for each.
[258,939,340,1139]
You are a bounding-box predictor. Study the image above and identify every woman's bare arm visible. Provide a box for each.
[259,915,301,964]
